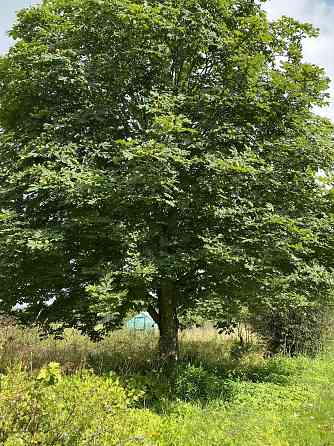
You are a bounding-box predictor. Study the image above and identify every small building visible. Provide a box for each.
[126,311,158,330]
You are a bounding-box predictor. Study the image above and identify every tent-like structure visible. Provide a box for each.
[126,312,158,330]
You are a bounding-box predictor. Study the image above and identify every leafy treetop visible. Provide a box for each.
[0,0,333,356]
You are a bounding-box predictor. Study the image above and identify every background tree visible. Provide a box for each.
[1,0,334,367]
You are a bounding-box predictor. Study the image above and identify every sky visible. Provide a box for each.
[0,0,334,120]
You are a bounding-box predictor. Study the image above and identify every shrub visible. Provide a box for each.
[0,363,146,446]
[251,302,333,356]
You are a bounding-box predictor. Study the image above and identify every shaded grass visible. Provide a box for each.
[130,352,334,445]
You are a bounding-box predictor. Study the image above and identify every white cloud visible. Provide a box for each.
[264,0,334,122]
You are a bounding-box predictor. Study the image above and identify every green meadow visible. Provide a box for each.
[1,325,333,446]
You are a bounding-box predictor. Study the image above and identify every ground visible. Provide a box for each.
[0,324,333,445]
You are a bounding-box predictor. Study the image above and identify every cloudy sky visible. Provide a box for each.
[0,0,334,120]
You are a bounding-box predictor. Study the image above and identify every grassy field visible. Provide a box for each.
[0,323,333,446]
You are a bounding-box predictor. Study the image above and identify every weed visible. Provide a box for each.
[0,323,333,445]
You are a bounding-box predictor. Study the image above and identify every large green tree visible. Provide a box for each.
[1,0,334,364]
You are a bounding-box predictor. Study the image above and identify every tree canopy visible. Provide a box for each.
[0,0,334,362]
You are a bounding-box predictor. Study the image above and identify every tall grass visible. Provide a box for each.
[1,321,334,445]
[0,322,250,375]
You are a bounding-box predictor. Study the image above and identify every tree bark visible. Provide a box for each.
[158,282,179,374]
[147,304,160,325]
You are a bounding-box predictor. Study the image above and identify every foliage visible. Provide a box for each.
[36,361,62,385]
[175,363,236,402]
[1,337,334,445]
[0,364,147,446]
[251,300,334,356]
[229,339,256,360]
[0,0,334,363]
[0,323,235,376]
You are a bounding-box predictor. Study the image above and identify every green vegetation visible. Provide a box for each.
[0,324,334,445]
[1,0,334,368]
[0,0,334,442]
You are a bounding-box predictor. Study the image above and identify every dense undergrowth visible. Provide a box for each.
[0,324,333,445]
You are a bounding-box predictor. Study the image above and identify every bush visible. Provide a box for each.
[0,363,146,446]
[251,303,333,356]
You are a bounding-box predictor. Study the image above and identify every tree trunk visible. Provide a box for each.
[147,304,160,325]
[158,282,179,375]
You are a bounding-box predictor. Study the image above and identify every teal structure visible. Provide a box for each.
[126,311,158,330]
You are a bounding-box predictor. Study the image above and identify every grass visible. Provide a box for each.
[0,322,243,375]
[0,322,333,445]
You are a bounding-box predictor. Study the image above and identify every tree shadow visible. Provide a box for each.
[105,353,305,414]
